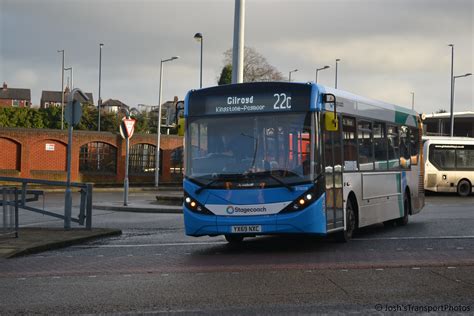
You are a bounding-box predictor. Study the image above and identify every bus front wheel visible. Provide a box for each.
[457,179,471,197]
[335,198,356,243]
[225,235,244,244]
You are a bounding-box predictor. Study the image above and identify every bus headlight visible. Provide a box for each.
[279,185,321,214]
[183,191,214,215]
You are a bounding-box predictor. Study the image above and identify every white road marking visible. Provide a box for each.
[341,269,349,272]
[456,247,464,250]
[17,278,26,281]
[354,235,474,241]
[375,268,384,271]
[88,275,97,278]
[52,276,61,279]
[412,267,421,270]
[67,235,473,249]
[72,241,227,248]
[447,266,457,269]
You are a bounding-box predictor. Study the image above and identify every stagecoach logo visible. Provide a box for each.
[226,206,235,214]
[225,205,268,215]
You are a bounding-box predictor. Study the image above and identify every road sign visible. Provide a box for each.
[64,100,82,126]
[120,118,136,139]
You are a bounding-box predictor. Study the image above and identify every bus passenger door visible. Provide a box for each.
[323,113,344,231]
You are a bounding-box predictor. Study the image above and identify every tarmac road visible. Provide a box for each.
[0,192,472,314]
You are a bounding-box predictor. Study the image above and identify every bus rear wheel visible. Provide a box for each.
[396,192,409,226]
[457,179,471,197]
[225,235,244,244]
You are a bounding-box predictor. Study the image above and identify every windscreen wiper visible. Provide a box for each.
[194,173,244,194]
[251,171,295,192]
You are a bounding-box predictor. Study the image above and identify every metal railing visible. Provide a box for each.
[0,187,19,238]
[0,177,93,230]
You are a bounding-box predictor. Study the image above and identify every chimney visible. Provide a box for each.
[2,82,7,90]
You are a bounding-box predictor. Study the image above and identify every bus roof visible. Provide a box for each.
[185,82,420,127]
[422,136,474,144]
[317,84,419,117]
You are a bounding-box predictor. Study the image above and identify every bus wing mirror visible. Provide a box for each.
[322,93,338,132]
[325,112,339,132]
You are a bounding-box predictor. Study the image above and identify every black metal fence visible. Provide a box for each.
[0,187,19,238]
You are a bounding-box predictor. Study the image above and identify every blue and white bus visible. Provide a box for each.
[183,82,425,242]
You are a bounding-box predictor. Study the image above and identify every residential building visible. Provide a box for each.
[0,82,31,108]
[40,88,94,109]
[102,99,129,113]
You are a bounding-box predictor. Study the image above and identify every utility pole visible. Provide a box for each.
[232,0,245,84]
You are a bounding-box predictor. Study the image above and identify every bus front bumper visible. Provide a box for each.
[183,195,326,236]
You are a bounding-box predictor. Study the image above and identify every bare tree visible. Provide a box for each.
[218,47,284,84]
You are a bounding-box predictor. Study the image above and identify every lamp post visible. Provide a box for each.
[155,56,179,188]
[98,43,104,132]
[410,92,415,111]
[64,67,73,89]
[58,49,65,130]
[335,58,341,89]
[448,44,455,137]
[288,69,298,82]
[315,65,330,83]
[194,33,203,88]
[451,72,472,136]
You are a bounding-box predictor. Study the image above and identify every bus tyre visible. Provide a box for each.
[396,193,409,226]
[225,235,244,244]
[335,199,356,243]
[457,179,471,197]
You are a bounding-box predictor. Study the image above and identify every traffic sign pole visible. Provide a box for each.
[124,134,129,206]
[63,89,88,230]
[120,117,135,206]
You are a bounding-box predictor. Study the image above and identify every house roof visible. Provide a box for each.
[41,90,94,104]
[0,87,31,100]
[102,99,129,109]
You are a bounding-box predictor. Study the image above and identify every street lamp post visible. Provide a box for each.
[410,92,415,111]
[315,65,330,83]
[451,72,472,136]
[64,67,73,89]
[194,33,203,88]
[288,69,298,82]
[448,44,455,137]
[98,43,104,132]
[58,50,65,130]
[155,56,179,188]
[335,58,341,89]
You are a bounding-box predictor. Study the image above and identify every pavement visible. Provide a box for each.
[0,187,182,259]
[0,227,122,259]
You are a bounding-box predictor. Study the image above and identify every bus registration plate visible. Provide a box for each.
[231,225,262,233]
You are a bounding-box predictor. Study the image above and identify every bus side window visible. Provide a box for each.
[387,125,400,169]
[342,116,358,171]
[409,127,419,165]
[400,126,410,169]
[373,122,387,170]
[357,120,374,171]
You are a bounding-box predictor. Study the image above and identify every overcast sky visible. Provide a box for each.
[1,0,472,114]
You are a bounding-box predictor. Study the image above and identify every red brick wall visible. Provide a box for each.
[0,137,21,170]
[30,140,67,171]
[0,99,12,107]
[0,128,183,184]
